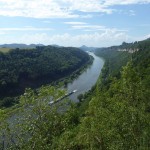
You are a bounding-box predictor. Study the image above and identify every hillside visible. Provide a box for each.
[0,46,90,107]
[0,39,149,149]
[77,39,150,149]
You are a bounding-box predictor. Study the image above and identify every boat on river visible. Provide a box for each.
[49,90,77,105]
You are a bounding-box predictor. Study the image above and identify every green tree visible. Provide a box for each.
[0,86,80,150]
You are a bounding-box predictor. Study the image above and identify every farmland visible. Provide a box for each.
[0,48,11,53]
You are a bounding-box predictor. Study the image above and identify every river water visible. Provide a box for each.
[67,52,104,102]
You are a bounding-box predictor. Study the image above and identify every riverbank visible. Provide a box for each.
[1,53,102,118]
[0,53,93,109]
[0,54,94,119]
[67,52,104,102]
[51,54,94,88]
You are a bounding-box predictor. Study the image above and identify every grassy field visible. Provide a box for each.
[0,47,11,53]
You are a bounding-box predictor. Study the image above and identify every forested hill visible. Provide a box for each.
[0,39,149,149]
[0,46,90,99]
[76,38,150,149]
[95,38,150,77]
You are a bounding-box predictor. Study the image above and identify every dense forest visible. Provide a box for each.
[0,46,90,107]
[0,39,150,149]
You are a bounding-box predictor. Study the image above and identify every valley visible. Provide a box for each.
[0,38,150,149]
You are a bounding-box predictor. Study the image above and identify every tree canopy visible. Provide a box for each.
[0,46,90,107]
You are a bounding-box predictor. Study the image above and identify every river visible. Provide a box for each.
[1,52,104,149]
[67,52,104,102]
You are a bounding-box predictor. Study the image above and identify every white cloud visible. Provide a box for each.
[0,31,5,35]
[64,22,87,25]
[71,25,106,30]
[103,0,150,6]
[0,27,53,31]
[0,30,132,47]
[0,0,149,18]
[24,31,131,47]
[63,0,113,13]
[64,22,111,32]
[128,10,136,16]
[0,0,79,18]
[1,30,149,47]
[68,24,128,32]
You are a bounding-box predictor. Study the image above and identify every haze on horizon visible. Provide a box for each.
[0,0,150,47]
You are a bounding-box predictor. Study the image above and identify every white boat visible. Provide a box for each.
[49,89,77,105]
[73,89,77,93]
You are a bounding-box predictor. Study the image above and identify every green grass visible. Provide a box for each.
[0,48,11,53]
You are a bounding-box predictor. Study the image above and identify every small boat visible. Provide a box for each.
[49,89,77,105]
[73,89,77,93]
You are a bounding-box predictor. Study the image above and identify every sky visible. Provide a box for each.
[0,0,150,47]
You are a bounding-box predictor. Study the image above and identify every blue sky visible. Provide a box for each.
[0,0,150,47]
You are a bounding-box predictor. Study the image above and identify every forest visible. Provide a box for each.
[0,38,150,149]
[0,46,90,107]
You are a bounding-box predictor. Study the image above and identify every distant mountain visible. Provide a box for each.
[0,44,45,49]
[79,45,97,52]
[51,44,63,48]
